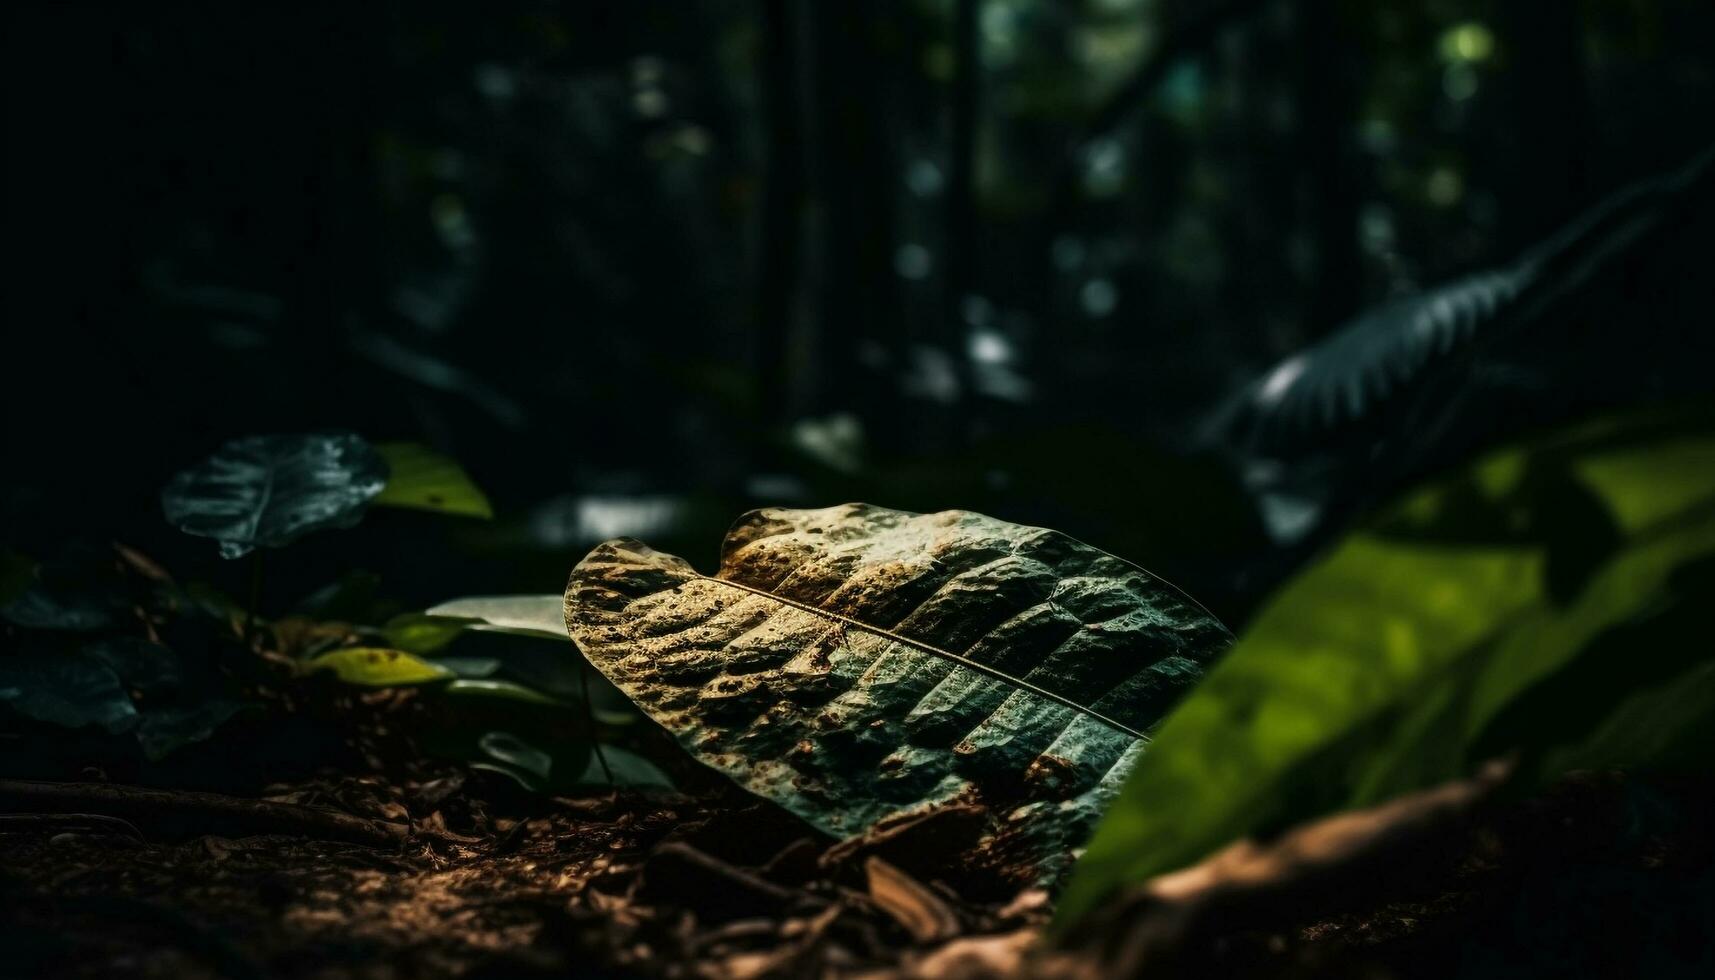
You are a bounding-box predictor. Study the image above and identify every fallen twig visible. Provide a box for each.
[1043,758,1516,978]
[0,812,148,843]
[642,840,822,920]
[0,780,408,848]
[866,856,962,943]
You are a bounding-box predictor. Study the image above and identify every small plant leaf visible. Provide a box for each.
[0,586,114,631]
[0,550,36,607]
[161,433,389,558]
[137,699,247,761]
[564,503,1232,884]
[171,581,247,625]
[83,638,182,696]
[443,678,568,706]
[464,730,592,794]
[294,570,383,621]
[432,657,504,679]
[396,604,610,702]
[301,647,453,686]
[424,595,568,640]
[476,731,555,789]
[382,613,482,654]
[0,637,243,758]
[372,442,494,519]
[578,744,674,790]
[585,669,641,726]
[0,649,139,733]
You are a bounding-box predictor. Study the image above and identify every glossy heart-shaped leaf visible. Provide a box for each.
[564,503,1232,884]
[161,433,389,558]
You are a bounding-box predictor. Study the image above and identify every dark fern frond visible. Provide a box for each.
[1226,145,1715,461]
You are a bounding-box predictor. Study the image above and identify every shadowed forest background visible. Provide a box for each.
[4,4,1715,976]
[9,0,1713,622]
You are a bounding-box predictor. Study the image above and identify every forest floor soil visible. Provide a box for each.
[3,767,1710,978]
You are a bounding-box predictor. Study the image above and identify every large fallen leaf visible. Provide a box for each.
[161,433,388,558]
[563,503,1232,883]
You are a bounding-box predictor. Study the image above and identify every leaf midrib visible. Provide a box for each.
[698,573,1146,740]
[241,451,279,546]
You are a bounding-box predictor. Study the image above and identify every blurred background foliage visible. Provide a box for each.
[6,0,1714,624]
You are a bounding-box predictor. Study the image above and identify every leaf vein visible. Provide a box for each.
[698,574,1145,739]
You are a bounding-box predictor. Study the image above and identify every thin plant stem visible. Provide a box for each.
[244,551,264,640]
[580,661,614,785]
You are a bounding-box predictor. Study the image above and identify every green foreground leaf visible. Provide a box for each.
[1057,409,1715,926]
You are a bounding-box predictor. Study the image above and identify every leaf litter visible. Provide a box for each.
[6,764,1711,978]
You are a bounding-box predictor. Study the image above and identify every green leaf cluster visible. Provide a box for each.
[161,433,491,559]
[303,596,662,794]
[0,551,255,761]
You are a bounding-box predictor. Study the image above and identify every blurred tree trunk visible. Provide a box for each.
[756,0,808,427]
[804,3,905,440]
[945,0,979,362]
[1037,0,1274,406]
[1297,0,1362,334]
[289,4,386,419]
[1496,2,1593,249]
